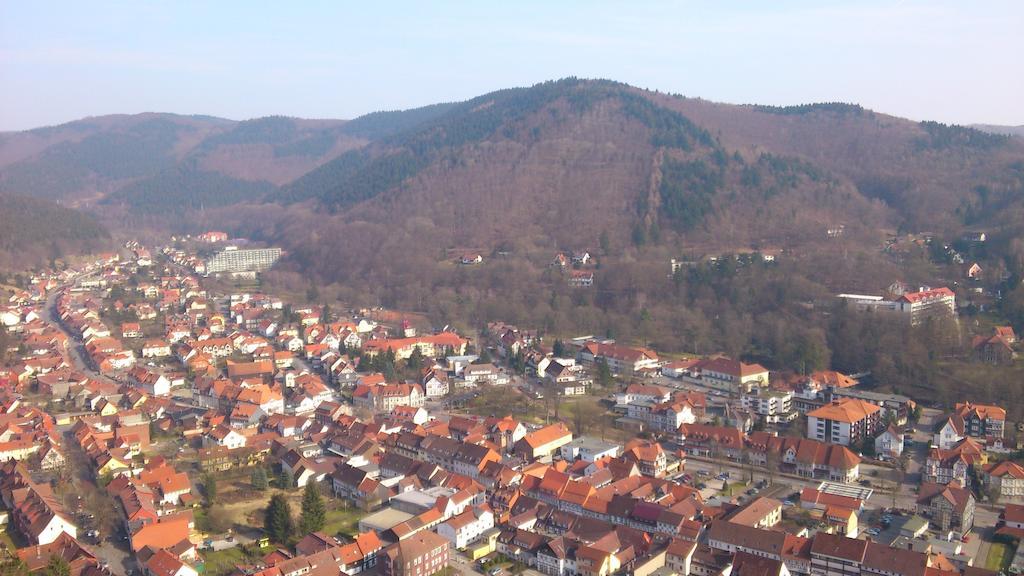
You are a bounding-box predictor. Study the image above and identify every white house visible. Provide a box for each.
[141,340,172,358]
[559,437,621,463]
[461,363,508,386]
[0,309,21,327]
[127,367,171,396]
[423,373,449,398]
[391,405,431,426]
[614,384,671,407]
[933,416,965,450]
[436,506,494,550]
[207,425,247,450]
[874,426,904,461]
[13,488,78,545]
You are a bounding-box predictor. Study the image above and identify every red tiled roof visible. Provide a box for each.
[898,287,954,303]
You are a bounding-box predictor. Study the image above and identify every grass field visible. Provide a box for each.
[201,547,253,576]
[321,506,363,537]
[721,481,749,496]
[985,542,1014,572]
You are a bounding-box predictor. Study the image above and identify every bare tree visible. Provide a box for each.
[765,449,779,486]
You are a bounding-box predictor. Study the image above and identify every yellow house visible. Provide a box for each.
[467,530,500,561]
[96,399,118,416]
[126,395,149,410]
[577,546,620,576]
[514,423,573,460]
[824,506,858,538]
[96,453,130,476]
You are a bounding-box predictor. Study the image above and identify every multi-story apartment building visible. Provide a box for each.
[837,286,956,326]
[677,356,770,394]
[806,399,882,447]
[896,287,956,325]
[809,533,868,576]
[742,389,794,424]
[579,341,659,376]
[205,247,282,274]
[624,397,697,432]
[352,382,424,412]
[383,531,449,576]
[954,402,1006,439]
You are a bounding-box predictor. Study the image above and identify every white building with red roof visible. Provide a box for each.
[896,287,956,324]
[579,341,659,376]
[806,398,882,447]
[675,356,769,393]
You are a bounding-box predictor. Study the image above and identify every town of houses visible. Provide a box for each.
[1,236,1023,576]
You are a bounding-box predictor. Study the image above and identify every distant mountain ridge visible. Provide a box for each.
[0,113,362,207]
[973,124,1024,138]
[2,79,1023,278]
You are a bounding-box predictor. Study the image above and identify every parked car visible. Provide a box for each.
[783,500,795,507]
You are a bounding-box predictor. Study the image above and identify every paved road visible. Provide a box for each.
[92,536,137,576]
[41,282,119,386]
[448,552,480,576]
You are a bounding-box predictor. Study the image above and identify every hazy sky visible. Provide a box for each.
[1,1,1021,131]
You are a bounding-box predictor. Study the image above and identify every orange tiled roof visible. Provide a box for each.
[807,398,881,423]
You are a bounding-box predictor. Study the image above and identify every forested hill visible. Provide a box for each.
[0,194,111,270]
[258,79,1024,288]
[3,78,1024,251]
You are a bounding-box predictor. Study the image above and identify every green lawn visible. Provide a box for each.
[321,507,363,537]
[201,547,251,576]
[985,542,1015,572]
[720,481,748,496]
